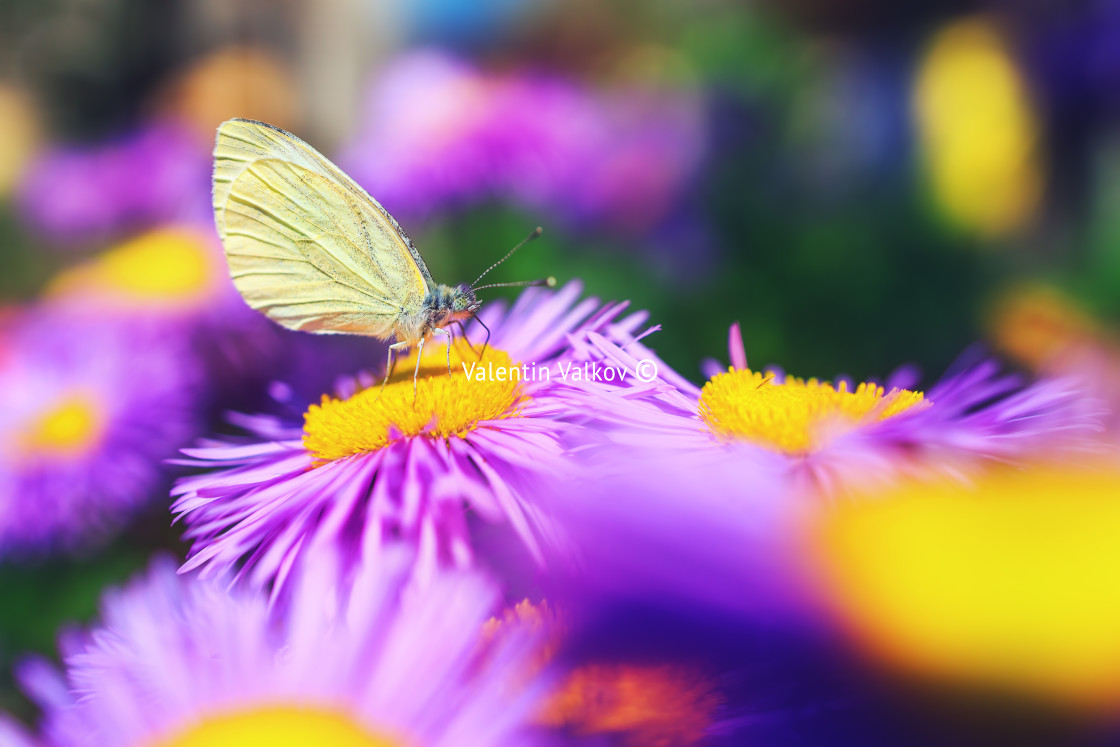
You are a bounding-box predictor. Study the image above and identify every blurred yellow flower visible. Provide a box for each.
[46,227,223,312]
[0,82,42,198]
[17,392,104,459]
[988,285,1106,370]
[154,47,299,141]
[914,18,1042,238]
[804,464,1120,710]
[988,285,1120,434]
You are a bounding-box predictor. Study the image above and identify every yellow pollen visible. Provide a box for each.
[19,393,104,457]
[538,663,724,747]
[698,368,925,454]
[481,599,562,668]
[303,340,525,463]
[47,228,216,305]
[149,705,405,747]
[482,599,558,641]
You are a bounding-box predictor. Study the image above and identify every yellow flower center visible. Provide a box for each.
[150,706,404,747]
[698,368,925,454]
[806,465,1120,710]
[539,664,724,746]
[303,340,525,463]
[47,228,217,306]
[19,393,104,458]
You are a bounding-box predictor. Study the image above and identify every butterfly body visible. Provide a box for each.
[396,283,480,347]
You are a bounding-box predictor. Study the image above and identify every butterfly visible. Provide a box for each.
[211,118,551,396]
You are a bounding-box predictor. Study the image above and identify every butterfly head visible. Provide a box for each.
[425,284,480,329]
[451,284,481,316]
[422,227,554,335]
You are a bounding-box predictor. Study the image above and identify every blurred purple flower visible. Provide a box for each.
[0,716,36,747]
[17,121,210,246]
[340,51,705,239]
[541,447,804,624]
[0,313,202,558]
[171,283,684,597]
[18,551,548,746]
[530,450,934,746]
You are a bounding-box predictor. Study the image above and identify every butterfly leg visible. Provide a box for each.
[454,321,481,357]
[475,317,492,360]
[411,337,426,404]
[431,326,453,379]
[375,341,410,403]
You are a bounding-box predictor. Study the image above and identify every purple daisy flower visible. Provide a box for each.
[17,121,210,246]
[339,50,704,238]
[17,551,548,746]
[0,313,201,557]
[172,282,682,595]
[592,322,1105,496]
[525,331,1111,744]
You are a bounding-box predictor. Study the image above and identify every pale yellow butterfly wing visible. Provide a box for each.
[213,118,432,337]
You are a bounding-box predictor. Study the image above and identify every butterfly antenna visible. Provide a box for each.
[471,227,544,289]
[473,277,556,292]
